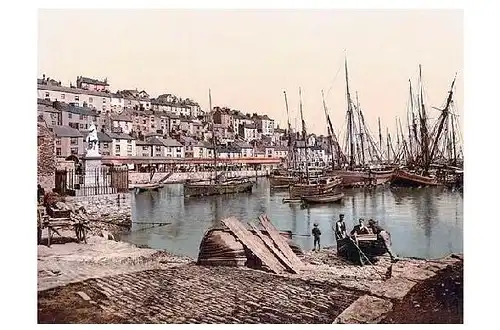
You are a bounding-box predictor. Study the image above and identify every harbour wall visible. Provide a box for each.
[129,170,270,184]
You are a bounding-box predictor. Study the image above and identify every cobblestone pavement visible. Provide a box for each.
[38,232,192,292]
[38,234,463,324]
[42,264,362,324]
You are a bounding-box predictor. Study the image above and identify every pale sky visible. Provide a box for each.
[38,9,463,140]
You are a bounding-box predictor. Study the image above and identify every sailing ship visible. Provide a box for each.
[391,65,461,187]
[287,87,343,200]
[184,90,253,198]
[326,56,395,187]
[269,91,300,189]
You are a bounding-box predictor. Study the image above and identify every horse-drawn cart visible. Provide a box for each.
[37,204,90,247]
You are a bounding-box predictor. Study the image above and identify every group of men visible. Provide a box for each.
[311,214,398,262]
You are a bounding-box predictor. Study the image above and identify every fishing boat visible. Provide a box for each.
[302,192,344,204]
[269,169,298,189]
[197,225,303,267]
[337,234,387,265]
[184,89,253,198]
[289,175,343,199]
[391,168,440,187]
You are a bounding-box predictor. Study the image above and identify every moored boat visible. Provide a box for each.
[391,168,440,187]
[302,192,344,204]
[184,179,253,198]
[288,175,342,199]
[337,234,387,265]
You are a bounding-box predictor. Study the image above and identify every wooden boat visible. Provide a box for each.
[330,170,368,187]
[197,226,303,267]
[370,168,395,185]
[269,174,298,189]
[391,168,440,187]
[302,192,344,204]
[289,175,342,199]
[337,234,387,265]
[184,179,253,198]
[130,183,163,193]
[184,89,254,198]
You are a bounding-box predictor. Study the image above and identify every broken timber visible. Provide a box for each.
[259,214,304,271]
[221,217,285,274]
[248,222,298,274]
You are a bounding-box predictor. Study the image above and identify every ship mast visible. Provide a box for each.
[321,90,336,170]
[299,87,309,180]
[378,117,383,162]
[428,74,457,164]
[356,92,365,166]
[345,56,355,170]
[209,89,217,183]
[283,91,296,170]
[418,65,431,175]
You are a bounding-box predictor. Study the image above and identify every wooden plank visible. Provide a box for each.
[259,214,304,270]
[248,223,298,274]
[221,217,285,274]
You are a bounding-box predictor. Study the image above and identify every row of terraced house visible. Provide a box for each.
[37,75,331,166]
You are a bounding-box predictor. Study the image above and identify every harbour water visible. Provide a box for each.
[122,178,463,260]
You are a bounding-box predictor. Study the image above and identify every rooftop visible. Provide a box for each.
[107,132,135,140]
[50,125,84,138]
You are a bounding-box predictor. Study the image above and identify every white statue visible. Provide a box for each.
[85,123,100,156]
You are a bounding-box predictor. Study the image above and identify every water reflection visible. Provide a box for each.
[123,178,463,259]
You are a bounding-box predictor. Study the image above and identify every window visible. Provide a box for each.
[75,96,79,101]
[176,148,181,153]
[70,147,78,155]
[61,93,65,99]
[89,97,93,103]
[45,92,50,98]
[68,113,72,119]
[79,124,85,130]
[155,146,161,152]
[102,98,106,103]
[56,148,61,156]
[83,115,88,120]
[103,142,109,148]
[127,145,132,152]
[127,140,132,144]
[115,145,121,152]
[143,146,149,151]
[79,114,84,120]
[70,137,78,145]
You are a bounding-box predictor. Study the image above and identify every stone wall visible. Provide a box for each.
[129,170,269,184]
[37,123,56,191]
[66,193,131,236]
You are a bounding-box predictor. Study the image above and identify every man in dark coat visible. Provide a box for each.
[312,223,321,251]
[368,219,398,262]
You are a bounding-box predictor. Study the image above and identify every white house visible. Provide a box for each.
[160,138,185,158]
[234,141,254,157]
[108,132,136,157]
[110,113,133,134]
[273,145,289,159]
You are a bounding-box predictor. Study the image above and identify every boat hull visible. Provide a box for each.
[184,181,253,197]
[269,175,298,188]
[371,169,395,185]
[197,227,303,267]
[302,192,344,204]
[289,177,342,199]
[391,169,440,187]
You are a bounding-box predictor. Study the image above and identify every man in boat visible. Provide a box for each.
[368,219,398,262]
[334,214,348,241]
[350,218,370,237]
[312,223,321,251]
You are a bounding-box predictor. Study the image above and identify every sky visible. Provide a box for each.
[38,9,463,141]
